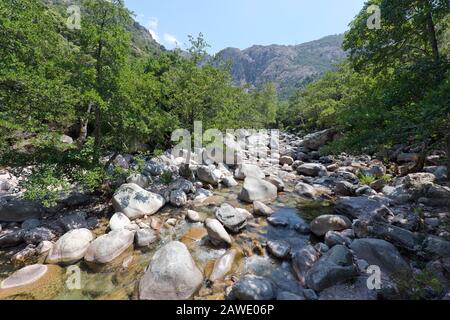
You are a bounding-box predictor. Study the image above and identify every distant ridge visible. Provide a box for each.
[215,35,346,99]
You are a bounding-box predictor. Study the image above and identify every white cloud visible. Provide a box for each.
[148,29,160,43]
[147,17,159,30]
[163,33,180,48]
[145,17,160,43]
[137,16,180,49]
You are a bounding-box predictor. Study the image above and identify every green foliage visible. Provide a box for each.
[73,166,106,193]
[251,83,278,127]
[344,0,449,70]
[395,269,445,300]
[413,207,425,220]
[0,1,281,206]
[22,164,70,208]
[279,0,449,156]
[152,149,164,157]
[0,0,79,144]
[380,174,393,184]
[357,172,376,186]
[160,170,173,185]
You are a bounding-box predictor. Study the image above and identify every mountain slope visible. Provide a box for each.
[215,35,346,99]
[43,0,163,56]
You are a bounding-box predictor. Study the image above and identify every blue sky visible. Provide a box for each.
[124,0,367,53]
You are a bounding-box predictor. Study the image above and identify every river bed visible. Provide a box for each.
[0,181,333,300]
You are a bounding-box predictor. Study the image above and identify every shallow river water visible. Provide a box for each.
[0,182,334,300]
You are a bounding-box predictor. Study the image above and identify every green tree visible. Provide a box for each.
[75,0,133,154]
[344,0,449,69]
[0,0,78,153]
[252,83,278,127]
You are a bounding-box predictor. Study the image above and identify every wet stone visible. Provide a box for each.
[135,228,158,247]
[266,240,291,259]
[215,203,247,233]
[230,275,276,300]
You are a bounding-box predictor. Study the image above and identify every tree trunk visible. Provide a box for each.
[77,102,93,146]
[94,105,102,154]
[425,4,440,63]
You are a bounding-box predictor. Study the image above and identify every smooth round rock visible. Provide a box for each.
[170,189,187,207]
[0,264,63,300]
[238,177,278,203]
[112,183,165,220]
[267,240,291,259]
[1,264,48,289]
[231,275,275,300]
[253,201,274,217]
[186,210,203,223]
[109,212,132,231]
[85,229,135,264]
[135,228,158,247]
[215,203,247,233]
[139,241,203,300]
[205,218,232,246]
[234,164,265,180]
[222,176,238,187]
[310,215,352,237]
[46,228,93,265]
[209,249,237,282]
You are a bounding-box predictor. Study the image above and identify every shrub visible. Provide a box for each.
[357,172,376,186]
[160,170,173,185]
[21,164,70,208]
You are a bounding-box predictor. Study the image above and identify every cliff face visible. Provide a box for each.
[215,35,346,99]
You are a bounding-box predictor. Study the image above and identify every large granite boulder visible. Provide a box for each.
[238,177,277,203]
[350,239,410,275]
[209,249,237,282]
[84,229,135,264]
[305,245,358,292]
[139,241,203,300]
[46,229,93,265]
[112,183,165,220]
[302,129,335,150]
[234,164,265,180]
[0,264,63,300]
[335,196,389,219]
[310,215,352,237]
[215,203,248,233]
[0,199,45,222]
[292,245,321,285]
[297,163,328,177]
[404,173,436,189]
[197,165,222,186]
[231,275,276,300]
[204,218,232,246]
[319,276,378,300]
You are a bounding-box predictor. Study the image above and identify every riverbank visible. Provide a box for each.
[0,130,449,300]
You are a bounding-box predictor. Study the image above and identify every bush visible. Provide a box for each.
[357,172,376,186]
[21,164,70,208]
[160,170,173,185]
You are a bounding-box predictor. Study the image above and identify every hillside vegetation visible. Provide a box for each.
[278,0,449,161]
[0,0,278,201]
[0,0,448,202]
[215,35,346,100]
